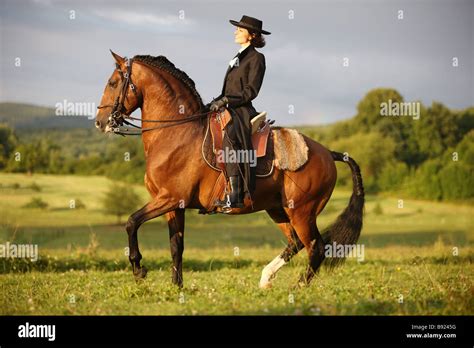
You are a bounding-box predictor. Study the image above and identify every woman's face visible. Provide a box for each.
[234,26,253,44]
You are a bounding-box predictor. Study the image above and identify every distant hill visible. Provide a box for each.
[0,102,93,130]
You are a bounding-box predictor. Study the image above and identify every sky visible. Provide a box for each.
[0,0,473,126]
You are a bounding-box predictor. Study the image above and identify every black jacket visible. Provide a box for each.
[215,44,266,194]
[216,44,266,123]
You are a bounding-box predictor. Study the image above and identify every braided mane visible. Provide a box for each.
[133,55,204,108]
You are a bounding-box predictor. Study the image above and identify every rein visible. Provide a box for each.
[97,57,209,136]
[114,111,210,136]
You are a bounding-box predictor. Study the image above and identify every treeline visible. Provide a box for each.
[0,126,146,184]
[301,88,474,201]
[1,88,473,201]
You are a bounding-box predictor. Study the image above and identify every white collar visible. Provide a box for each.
[238,43,251,54]
[229,44,251,67]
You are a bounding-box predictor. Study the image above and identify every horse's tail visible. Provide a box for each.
[321,151,365,268]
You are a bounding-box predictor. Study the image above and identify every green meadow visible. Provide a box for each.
[0,173,472,315]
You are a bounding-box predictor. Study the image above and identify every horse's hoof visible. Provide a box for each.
[173,281,184,289]
[133,266,148,281]
[259,281,273,289]
[259,270,275,289]
[293,277,309,289]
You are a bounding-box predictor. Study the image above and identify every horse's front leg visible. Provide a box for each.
[166,209,185,287]
[126,199,175,281]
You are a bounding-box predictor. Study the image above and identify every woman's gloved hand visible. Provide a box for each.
[210,96,229,112]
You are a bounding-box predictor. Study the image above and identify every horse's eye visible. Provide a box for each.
[108,80,118,88]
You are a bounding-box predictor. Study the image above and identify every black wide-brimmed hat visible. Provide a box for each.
[229,15,271,35]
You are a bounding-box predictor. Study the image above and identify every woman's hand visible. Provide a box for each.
[210,96,229,111]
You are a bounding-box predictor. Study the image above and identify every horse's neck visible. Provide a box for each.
[137,64,205,154]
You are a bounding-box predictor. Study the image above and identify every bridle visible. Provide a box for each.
[96,57,138,133]
[97,57,209,136]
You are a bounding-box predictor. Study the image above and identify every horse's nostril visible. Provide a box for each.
[95,120,101,128]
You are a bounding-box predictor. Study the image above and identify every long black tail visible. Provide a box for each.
[322,151,365,268]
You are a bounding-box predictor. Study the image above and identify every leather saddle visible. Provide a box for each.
[203,109,275,177]
[209,109,273,166]
[200,109,274,214]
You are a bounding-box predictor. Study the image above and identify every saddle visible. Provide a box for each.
[200,109,275,213]
[202,109,274,174]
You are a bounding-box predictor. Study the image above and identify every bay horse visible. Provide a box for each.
[95,51,364,288]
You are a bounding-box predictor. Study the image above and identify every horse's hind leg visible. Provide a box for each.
[166,209,185,288]
[287,204,325,286]
[260,208,305,289]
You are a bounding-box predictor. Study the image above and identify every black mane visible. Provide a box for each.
[133,55,204,108]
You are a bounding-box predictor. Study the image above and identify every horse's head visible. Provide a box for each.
[95,50,141,133]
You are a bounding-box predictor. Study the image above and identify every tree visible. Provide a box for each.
[438,130,474,200]
[354,88,404,132]
[375,102,426,167]
[102,184,141,224]
[329,131,396,192]
[378,161,410,192]
[454,107,474,141]
[439,162,474,200]
[409,159,443,201]
[6,140,50,174]
[0,123,17,170]
[414,102,459,160]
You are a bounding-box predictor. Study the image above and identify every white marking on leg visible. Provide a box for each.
[259,255,286,289]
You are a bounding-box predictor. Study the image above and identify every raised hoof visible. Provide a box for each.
[259,273,274,289]
[133,266,148,281]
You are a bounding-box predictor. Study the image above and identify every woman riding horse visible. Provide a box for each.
[95,21,364,288]
[209,15,271,209]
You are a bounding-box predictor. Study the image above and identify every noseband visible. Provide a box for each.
[97,57,138,131]
[97,57,209,136]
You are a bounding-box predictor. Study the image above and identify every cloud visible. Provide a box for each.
[1,0,472,126]
[31,0,53,6]
[92,9,195,29]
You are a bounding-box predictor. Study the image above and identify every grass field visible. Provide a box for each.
[0,173,472,315]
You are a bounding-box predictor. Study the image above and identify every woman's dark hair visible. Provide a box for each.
[249,30,266,48]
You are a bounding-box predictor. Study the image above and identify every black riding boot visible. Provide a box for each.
[215,175,244,209]
[229,175,244,207]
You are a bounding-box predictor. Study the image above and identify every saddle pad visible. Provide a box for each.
[272,127,309,171]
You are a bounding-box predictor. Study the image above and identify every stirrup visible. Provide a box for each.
[215,194,233,213]
[214,194,243,213]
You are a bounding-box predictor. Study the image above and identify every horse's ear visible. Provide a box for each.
[110,49,124,65]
